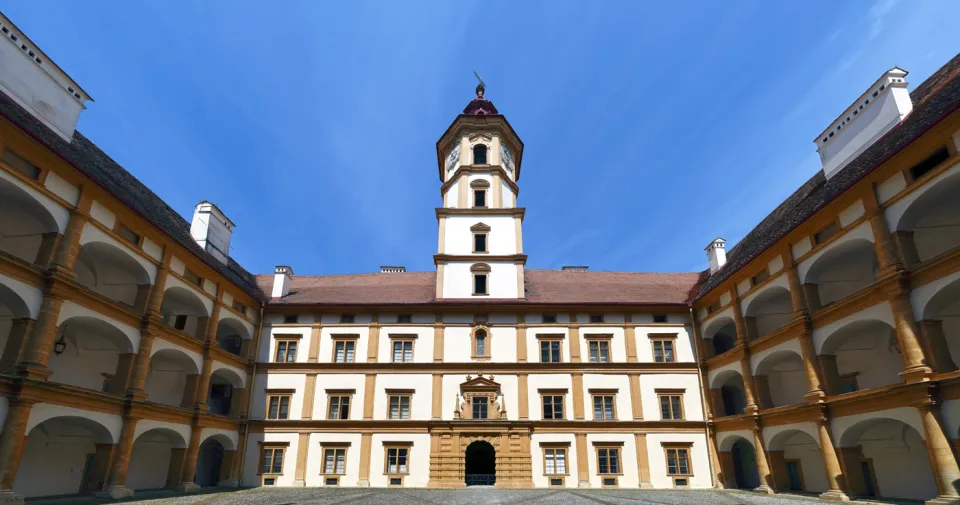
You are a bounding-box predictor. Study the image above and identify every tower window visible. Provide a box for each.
[474,189,486,207]
[471,263,490,296]
[473,144,488,164]
[474,233,487,252]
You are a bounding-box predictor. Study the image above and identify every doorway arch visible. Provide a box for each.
[464,440,496,486]
[195,437,225,487]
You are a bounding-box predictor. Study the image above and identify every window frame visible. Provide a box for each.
[390,335,416,363]
[539,389,567,420]
[653,314,668,323]
[320,443,350,478]
[397,314,412,324]
[813,220,840,245]
[265,389,294,420]
[541,443,571,476]
[663,443,694,488]
[656,389,685,420]
[839,372,859,393]
[339,313,356,324]
[258,442,290,477]
[383,443,412,478]
[331,335,359,363]
[1,147,42,180]
[184,268,203,287]
[283,314,298,324]
[594,443,624,478]
[326,389,355,420]
[472,144,488,165]
[274,336,301,363]
[589,314,604,323]
[541,314,557,324]
[116,223,141,246]
[537,335,564,363]
[471,263,491,296]
[471,326,491,360]
[650,333,678,363]
[590,390,618,421]
[585,334,612,364]
[386,390,413,420]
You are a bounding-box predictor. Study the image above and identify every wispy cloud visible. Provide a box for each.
[868,0,899,40]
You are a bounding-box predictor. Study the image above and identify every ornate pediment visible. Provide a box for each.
[454,374,507,420]
[460,374,500,393]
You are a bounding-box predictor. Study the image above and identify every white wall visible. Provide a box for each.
[443,325,517,363]
[318,326,370,364]
[368,434,431,487]
[646,433,712,489]
[372,374,433,420]
[640,374,704,421]
[583,374,631,421]
[442,261,519,299]
[251,374,306,420]
[378,326,434,363]
[636,326,695,363]
[443,215,517,255]
[584,433,639,488]
[527,374,574,421]
[304,432,363,486]
[313,374,366,420]
[261,326,313,363]
[241,432,299,487]
[530,433,578,488]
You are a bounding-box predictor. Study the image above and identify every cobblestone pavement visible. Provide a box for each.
[28,488,910,505]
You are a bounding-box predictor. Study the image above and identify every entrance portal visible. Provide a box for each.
[465,441,496,486]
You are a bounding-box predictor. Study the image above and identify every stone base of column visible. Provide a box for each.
[218,479,240,488]
[291,479,306,487]
[818,490,851,502]
[356,479,371,487]
[926,496,960,505]
[578,480,591,488]
[804,389,826,402]
[0,491,24,505]
[96,486,134,499]
[639,481,654,489]
[753,484,774,494]
[177,482,201,493]
[16,364,53,381]
[900,366,934,384]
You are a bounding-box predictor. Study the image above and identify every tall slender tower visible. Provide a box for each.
[434,82,525,299]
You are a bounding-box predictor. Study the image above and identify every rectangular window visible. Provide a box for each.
[184,269,203,287]
[542,314,557,323]
[1,148,41,179]
[392,339,414,363]
[472,396,488,419]
[260,447,285,475]
[653,314,668,323]
[659,394,684,420]
[173,315,188,331]
[541,394,565,420]
[597,447,621,474]
[474,234,487,253]
[665,447,692,476]
[322,447,347,475]
[544,448,568,475]
[333,338,356,363]
[473,274,487,295]
[385,447,409,474]
[588,339,610,363]
[283,314,298,324]
[589,314,604,323]
[751,269,770,286]
[327,395,351,420]
[707,301,721,313]
[340,313,355,323]
[397,314,412,324]
[814,222,838,245]
[117,224,140,245]
[232,301,247,313]
[274,340,298,363]
[592,395,616,420]
[267,394,291,420]
[909,146,949,180]
[474,190,486,207]
[652,339,675,363]
[388,394,411,420]
[539,339,562,363]
[839,373,859,393]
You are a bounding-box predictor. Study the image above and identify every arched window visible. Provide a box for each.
[471,263,491,296]
[474,329,487,357]
[473,144,488,165]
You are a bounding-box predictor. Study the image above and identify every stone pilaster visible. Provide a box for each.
[126,331,155,401]
[0,318,33,374]
[17,294,63,380]
[177,426,203,492]
[0,399,33,502]
[816,414,851,501]
[752,426,774,493]
[98,416,139,499]
[48,207,88,278]
[886,278,933,382]
[918,403,960,504]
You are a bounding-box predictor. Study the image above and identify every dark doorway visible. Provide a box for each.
[465,441,495,486]
[731,440,759,489]
[785,461,803,491]
[195,438,224,487]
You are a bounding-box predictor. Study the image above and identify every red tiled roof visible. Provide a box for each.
[258,270,701,306]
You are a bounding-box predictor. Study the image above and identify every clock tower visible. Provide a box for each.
[434,83,525,299]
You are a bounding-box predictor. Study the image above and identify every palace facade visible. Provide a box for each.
[0,9,959,505]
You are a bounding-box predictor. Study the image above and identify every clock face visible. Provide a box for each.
[500,143,514,172]
[446,144,461,171]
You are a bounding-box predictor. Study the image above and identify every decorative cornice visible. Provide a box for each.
[435,207,525,219]
[434,254,527,265]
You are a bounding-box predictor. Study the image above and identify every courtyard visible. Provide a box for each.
[28,488,910,505]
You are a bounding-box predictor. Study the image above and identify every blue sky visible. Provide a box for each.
[6,1,960,276]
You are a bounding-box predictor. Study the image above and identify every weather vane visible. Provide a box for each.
[473,70,486,98]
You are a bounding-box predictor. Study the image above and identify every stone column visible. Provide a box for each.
[918,403,960,502]
[85,443,115,495]
[784,258,808,316]
[229,388,246,418]
[886,281,933,382]
[892,230,921,268]
[732,292,748,344]
[126,332,155,401]
[146,264,169,318]
[575,432,590,488]
[48,208,88,277]
[17,294,63,380]
[799,331,825,401]
[918,320,956,373]
[225,425,247,488]
[177,426,203,492]
[707,427,725,489]
[568,322,581,363]
[752,427,774,493]
[634,433,653,488]
[98,416,138,498]
[133,284,152,313]
[740,357,759,413]
[745,317,759,342]
[816,417,851,501]
[218,450,236,486]
[193,356,214,411]
[767,451,787,491]
[166,448,186,488]
[868,210,900,273]
[357,432,372,487]
[33,232,60,268]
[0,318,33,373]
[0,400,33,499]
[803,284,822,312]
[107,353,136,396]
[754,376,773,410]
[818,355,841,396]
[837,447,867,497]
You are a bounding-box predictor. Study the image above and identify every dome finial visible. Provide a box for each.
[473,70,486,98]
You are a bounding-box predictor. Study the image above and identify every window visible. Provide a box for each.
[587,337,610,363]
[173,315,188,331]
[658,391,684,420]
[340,313,355,323]
[650,338,676,363]
[541,392,565,420]
[474,189,486,207]
[471,263,490,295]
[1,148,41,179]
[266,391,292,420]
[543,446,568,475]
[596,446,621,474]
[388,392,411,420]
[592,393,616,420]
[839,373,858,393]
[322,446,348,475]
[653,314,668,323]
[385,446,410,475]
[260,446,286,475]
[473,144,487,164]
[539,337,563,363]
[472,396,488,419]
[327,392,352,420]
[751,269,770,286]
[473,328,488,358]
[283,314,298,324]
[274,339,298,363]
[232,301,247,313]
[707,301,721,313]
[909,146,949,180]
[184,269,203,287]
[117,224,140,245]
[332,336,357,363]
[814,222,838,245]
[665,446,692,476]
[474,233,487,253]
[589,314,604,323]
[397,314,412,324]
[391,338,414,363]
[542,314,557,324]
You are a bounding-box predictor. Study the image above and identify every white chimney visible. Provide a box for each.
[190,201,234,264]
[272,266,294,298]
[816,67,912,179]
[0,13,92,141]
[380,266,406,273]
[706,238,727,274]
